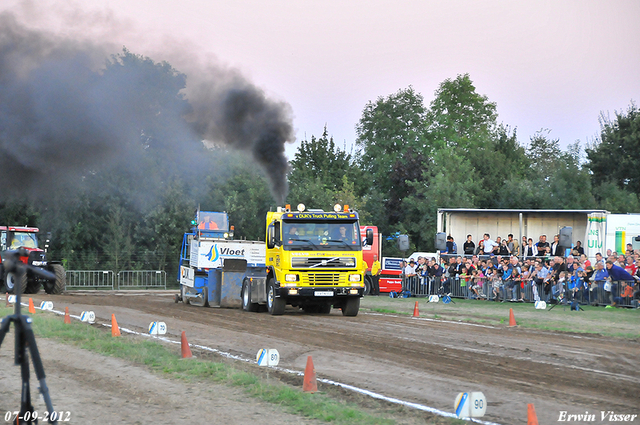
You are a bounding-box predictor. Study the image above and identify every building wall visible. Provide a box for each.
[444,211,589,254]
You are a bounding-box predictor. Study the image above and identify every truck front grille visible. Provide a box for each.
[301,273,346,286]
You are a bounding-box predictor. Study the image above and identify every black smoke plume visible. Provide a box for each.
[0,11,294,204]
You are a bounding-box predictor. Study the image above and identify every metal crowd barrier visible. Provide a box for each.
[65,270,115,289]
[400,275,639,307]
[117,270,167,290]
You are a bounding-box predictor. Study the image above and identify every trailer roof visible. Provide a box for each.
[437,208,610,214]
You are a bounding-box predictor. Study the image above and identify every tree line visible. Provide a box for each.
[1,51,638,278]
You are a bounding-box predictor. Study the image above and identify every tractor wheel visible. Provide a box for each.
[341,297,360,317]
[5,272,27,295]
[25,279,42,294]
[267,279,285,315]
[44,264,66,294]
[242,280,259,312]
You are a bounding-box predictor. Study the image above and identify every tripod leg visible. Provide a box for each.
[20,316,57,423]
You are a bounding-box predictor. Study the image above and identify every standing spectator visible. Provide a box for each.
[605,260,634,306]
[524,238,537,258]
[595,252,605,266]
[507,234,519,257]
[370,255,381,295]
[428,259,444,294]
[565,255,577,274]
[591,262,609,304]
[615,255,626,268]
[445,235,458,255]
[498,239,511,256]
[550,235,562,257]
[625,256,637,277]
[536,235,550,257]
[580,253,591,268]
[482,233,499,255]
[626,243,634,256]
[463,234,475,256]
[572,241,584,256]
[475,240,485,256]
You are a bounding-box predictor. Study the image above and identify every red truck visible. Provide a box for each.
[360,226,403,294]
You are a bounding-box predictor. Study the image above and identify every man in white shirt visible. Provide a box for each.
[483,233,499,255]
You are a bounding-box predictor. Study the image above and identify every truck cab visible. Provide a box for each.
[243,204,372,316]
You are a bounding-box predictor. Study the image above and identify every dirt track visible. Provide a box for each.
[8,292,640,424]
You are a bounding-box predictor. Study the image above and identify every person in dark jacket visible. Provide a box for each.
[605,260,634,306]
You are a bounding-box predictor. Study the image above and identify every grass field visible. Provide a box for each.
[360,296,640,339]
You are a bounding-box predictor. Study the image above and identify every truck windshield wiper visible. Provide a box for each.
[324,240,354,249]
[287,238,318,248]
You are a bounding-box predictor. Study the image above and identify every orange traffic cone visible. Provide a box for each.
[302,355,318,393]
[181,331,193,358]
[508,308,517,327]
[527,403,539,425]
[413,301,419,317]
[64,307,71,324]
[28,298,36,314]
[111,314,121,337]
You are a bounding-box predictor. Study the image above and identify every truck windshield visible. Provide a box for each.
[10,232,38,249]
[282,221,361,251]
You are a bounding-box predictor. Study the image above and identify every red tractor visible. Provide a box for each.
[0,226,66,294]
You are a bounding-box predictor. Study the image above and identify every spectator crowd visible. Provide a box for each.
[399,233,640,307]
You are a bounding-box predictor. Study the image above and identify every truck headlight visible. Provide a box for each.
[285,274,298,283]
[349,274,361,282]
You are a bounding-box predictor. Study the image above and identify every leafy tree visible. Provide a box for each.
[586,102,640,197]
[426,73,497,150]
[355,86,429,197]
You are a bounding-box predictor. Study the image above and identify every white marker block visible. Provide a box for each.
[534,301,547,310]
[428,295,439,303]
[148,321,167,335]
[256,349,280,367]
[39,301,54,311]
[468,392,486,417]
[80,311,95,323]
[7,295,16,304]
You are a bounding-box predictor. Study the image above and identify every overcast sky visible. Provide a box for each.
[4,0,639,159]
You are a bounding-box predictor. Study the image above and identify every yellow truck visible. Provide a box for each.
[241,204,373,316]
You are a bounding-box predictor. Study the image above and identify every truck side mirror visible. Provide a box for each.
[365,228,373,246]
[267,225,276,249]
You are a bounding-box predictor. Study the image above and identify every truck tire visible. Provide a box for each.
[25,278,42,294]
[181,285,191,305]
[5,272,27,295]
[363,276,372,296]
[44,264,66,294]
[242,280,259,312]
[267,280,285,315]
[318,302,332,314]
[201,286,210,307]
[341,297,360,317]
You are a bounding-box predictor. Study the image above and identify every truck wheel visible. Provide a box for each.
[5,272,27,295]
[25,279,42,294]
[181,285,191,305]
[201,286,210,307]
[242,280,259,312]
[267,280,285,315]
[341,297,360,317]
[363,276,372,296]
[44,264,66,294]
[318,302,332,314]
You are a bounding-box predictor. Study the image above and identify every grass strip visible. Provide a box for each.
[1,307,399,425]
[362,297,640,339]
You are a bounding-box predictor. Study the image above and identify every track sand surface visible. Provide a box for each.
[3,292,639,424]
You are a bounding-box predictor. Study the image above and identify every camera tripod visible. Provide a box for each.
[0,248,58,424]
